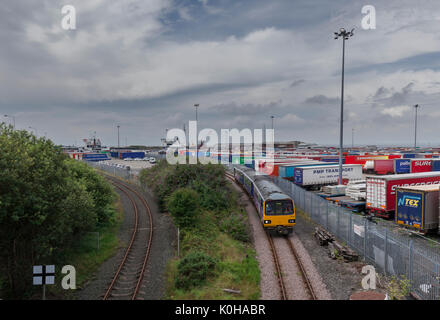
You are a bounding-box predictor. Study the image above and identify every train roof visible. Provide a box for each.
[234,165,291,201]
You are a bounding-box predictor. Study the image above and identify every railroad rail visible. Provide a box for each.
[225,169,317,300]
[284,237,317,300]
[103,175,153,300]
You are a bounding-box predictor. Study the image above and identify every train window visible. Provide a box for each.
[265,200,293,216]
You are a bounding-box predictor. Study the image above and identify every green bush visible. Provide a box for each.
[220,212,250,243]
[0,124,116,298]
[175,251,217,289]
[167,188,199,229]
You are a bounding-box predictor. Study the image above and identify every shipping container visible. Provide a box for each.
[82,153,110,161]
[278,161,330,178]
[410,159,432,173]
[294,164,363,187]
[120,151,145,159]
[374,159,394,175]
[366,172,440,216]
[403,153,416,158]
[432,159,440,172]
[395,185,439,232]
[394,158,411,174]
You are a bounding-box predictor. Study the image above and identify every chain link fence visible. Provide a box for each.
[270,173,440,300]
[87,161,141,186]
[225,164,440,300]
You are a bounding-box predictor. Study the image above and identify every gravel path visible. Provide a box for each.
[75,178,175,300]
[293,211,366,300]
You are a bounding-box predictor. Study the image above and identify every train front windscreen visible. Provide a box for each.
[265,200,293,216]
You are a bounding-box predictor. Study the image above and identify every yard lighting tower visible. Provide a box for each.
[4,114,15,129]
[194,104,200,163]
[334,27,354,185]
[117,125,120,148]
[414,104,419,151]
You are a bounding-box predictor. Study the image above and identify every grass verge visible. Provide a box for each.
[140,161,260,300]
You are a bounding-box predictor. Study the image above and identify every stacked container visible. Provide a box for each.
[395,185,439,233]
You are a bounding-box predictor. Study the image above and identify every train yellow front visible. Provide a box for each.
[233,166,296,235]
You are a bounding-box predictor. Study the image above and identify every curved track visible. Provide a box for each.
[225,170,317,300]
[103,175,153,300]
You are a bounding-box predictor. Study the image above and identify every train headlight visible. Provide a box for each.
[264,220,271,224]
[288,219,295,223]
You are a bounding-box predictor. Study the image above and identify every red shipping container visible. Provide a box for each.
[366,172,440,215]
[411,159,432,173]
[374,159,394,175]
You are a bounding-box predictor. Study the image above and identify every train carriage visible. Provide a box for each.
[233,166,296,234]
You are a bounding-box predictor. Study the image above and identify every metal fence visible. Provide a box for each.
[266,173,440,300]
[87,161,141,186]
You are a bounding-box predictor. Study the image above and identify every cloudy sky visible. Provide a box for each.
[2,0,440,147]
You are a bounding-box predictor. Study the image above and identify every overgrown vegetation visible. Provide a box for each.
[386,275,412,300]
[0,124,117,299]
[140,160,260,299]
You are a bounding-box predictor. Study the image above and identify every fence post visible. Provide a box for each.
[348,213,352,246]
[326,202,329,229]
[384,228,388,276]
[303,189,305,212]
[363,218,368,261]
[337,207,340,237]
[409,240,413,283]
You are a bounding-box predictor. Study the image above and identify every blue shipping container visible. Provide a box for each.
[83,153,110,161]
[395,188,439,231]
[403,153,416,158]
[120,152,145,159]
[432,159,440,171]
[394,159,411,174]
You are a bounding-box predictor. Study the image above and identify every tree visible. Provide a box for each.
[0,124,114,298]
[167,188,199,229]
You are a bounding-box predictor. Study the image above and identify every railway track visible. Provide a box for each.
[103,175,153,300]
[225,170,316,300]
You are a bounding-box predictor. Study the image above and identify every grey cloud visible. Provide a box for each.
[304,95,339,105]
[290,79,306,87]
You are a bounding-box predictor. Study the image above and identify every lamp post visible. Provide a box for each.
[4,114,15,129]
[414,104,419,151]
[117,125,120,148]
[194,104,199,163]
[334,27,354,185]
[352,128,354,150]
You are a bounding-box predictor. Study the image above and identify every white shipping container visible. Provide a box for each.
[294,164,363,186]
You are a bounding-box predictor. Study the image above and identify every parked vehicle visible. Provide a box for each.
[410,159,432,173]
[394,159,411,174]
[395,185,439,233]
[149,157,156,164]
[373,159,394,175]
[366,172,440,218]
[293,164,363,187]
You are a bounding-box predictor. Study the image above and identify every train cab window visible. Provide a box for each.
[265,200,293,216]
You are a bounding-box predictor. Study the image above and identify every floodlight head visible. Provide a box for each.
[340,28,346,33]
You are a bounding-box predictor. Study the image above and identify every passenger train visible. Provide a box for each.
[233,166,296,235]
